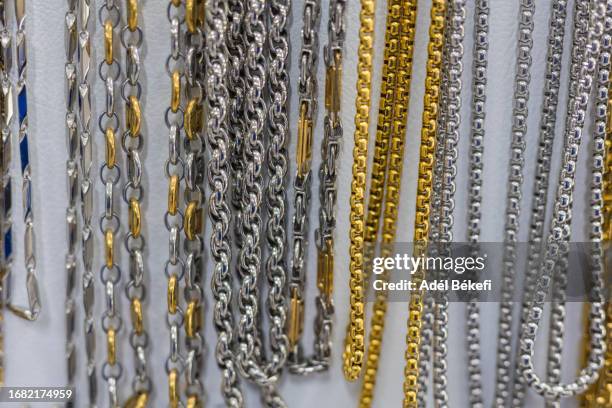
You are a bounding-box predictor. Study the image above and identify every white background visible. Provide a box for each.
[4,0,596,407]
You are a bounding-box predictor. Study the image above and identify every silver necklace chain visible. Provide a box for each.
[518,0,608,400]
[64,0,78,404]
[465,1,489,406]
[77,0,96,405]
[510,0,569,406]
[493,0,535,405]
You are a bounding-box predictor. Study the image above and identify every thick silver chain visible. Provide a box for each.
[165,1,186,407]
[64,0,78,404]
[518,0,608,401]
[493,0,535,405]
[510,0,569,406]
[236,1,288,406]
[77,0,96,405]
[465,1,489,406]
[121,0,151,400]
[98,1,122,405]
[287,0,324,375]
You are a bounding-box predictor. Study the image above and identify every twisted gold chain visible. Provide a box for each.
[343,0,376,382]
[402,1,446,406]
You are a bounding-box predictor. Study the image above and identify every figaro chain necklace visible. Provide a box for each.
[518,0,608,401]
[122,0,151,404]
[164,1,186,407]
[98,0,122,405]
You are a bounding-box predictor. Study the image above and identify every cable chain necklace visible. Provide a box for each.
[287,0,321,374]
[77,0,97,405]
[342,0,375,383]
[64,0,78,403]
[183,0,206,405]
[121,0,151,404]
[236,1,289,405]
[165,1,186,407]
[510,0,568,406]
[518,0,608,401]
[402,1,446,406]
[493,0,535,405]
[464,1,489,406]
[98,1,122,405]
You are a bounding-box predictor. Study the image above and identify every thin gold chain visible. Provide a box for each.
[402,1,446,406]
[358,1,417,407]
[343,0,376,382]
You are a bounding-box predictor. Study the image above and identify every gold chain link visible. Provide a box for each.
[402,1,446,406]
[343,0,376,382]
[358,1,417,407]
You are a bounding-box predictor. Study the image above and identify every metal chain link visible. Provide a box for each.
[165,1,186,407]
[64,0,78,405]
[493,0,535,405]
[121,0,151,403]
[402,1,446,406]
[98,1,123,405]
[287,0,322,376]
[343,0,375,383]
[510,1,568,406]
[518,0,608,400]
[464,1,489,406]
[77,0,97,405]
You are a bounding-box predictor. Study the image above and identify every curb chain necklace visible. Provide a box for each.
[402,1,446,406]
[510,0,569,406]
[165,1,186,407]
[64,0,78,403]
[78,0,97,405]
[183,0,206,405]
[235,1,289,406]
[286,0,322,375]
[493,0,535,405]
[342,0,375,383]
[98,0,123,405]
[121,0,151,404]
[464,0,489,406]
[518,0,608,401]
[359,1,417,407]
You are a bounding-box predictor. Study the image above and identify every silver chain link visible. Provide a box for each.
[518,0,608,401]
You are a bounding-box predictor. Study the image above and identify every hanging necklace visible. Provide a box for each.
[401,1,446,406]
[518,0,608,401]
[77,0,97,405]
[165,1,186,407]
[98,0,122,406]
[342,0,375,382]
[235,1,289,406]
[464,1,489,406]
[64,0,78,402]
[510,0,569,406]
[182,0,206,405]
[493,0,535,405]
[121,0,151,405]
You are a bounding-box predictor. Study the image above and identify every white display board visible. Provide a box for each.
[5,0,591,406]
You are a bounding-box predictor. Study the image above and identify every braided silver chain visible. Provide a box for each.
[518,0,608,400]
[510,1,569,406]
[493,1,535,405]
[77,0,97,405]
[236,1,289,406]
[465,1,489,406]
[64,0,78,404]
[98,1,123,405]
[120,0,151,399]
[165,2,186,407]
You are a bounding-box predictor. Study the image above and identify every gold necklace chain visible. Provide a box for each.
[343,0,376,382]
[402,1,446,406]
[358,1,418,407]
